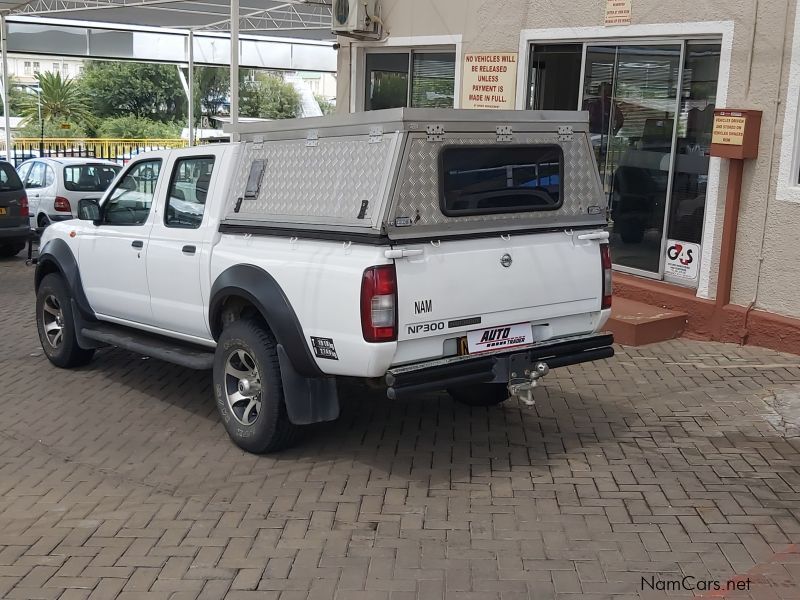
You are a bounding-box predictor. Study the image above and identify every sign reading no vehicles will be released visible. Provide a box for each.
[461,53,518,110]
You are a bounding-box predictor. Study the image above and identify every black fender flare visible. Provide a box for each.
[209,264,323,379]
[209,264,338,425]
[35,238,95,320]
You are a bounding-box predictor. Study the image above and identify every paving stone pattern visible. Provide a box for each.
[3,254,800,599]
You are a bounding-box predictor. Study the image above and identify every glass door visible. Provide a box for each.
[582,43,682,275]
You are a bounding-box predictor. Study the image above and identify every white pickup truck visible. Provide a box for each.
[33,109,614,453]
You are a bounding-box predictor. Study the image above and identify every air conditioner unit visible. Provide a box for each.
[331,0,381,39]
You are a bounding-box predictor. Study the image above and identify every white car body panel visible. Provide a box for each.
[39,110,612,382]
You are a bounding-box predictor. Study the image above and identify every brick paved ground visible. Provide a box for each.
[3,253,800,599]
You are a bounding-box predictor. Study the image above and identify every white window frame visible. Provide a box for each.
[350,35,463,113]
[776,5,800,203]
[515,21,734,301]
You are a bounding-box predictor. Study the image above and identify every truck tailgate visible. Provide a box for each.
[393,230,605,364]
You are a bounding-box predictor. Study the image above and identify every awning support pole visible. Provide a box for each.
[188,30,194,147]
[1,15,12,161]
[230,0,239,142]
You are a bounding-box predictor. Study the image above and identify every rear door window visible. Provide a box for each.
[25,162,46,189]
[165,156,215,229]
[440,145,564,216]
[64,164,121,192]
[0,163,23,192]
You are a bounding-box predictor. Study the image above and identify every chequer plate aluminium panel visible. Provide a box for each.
[228,134,400,227]
[388,133,605,232]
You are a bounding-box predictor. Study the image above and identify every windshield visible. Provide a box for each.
[63,164,121,192]
[0,163,23,192]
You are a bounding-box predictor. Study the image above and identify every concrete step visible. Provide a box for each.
[607,297,688,346]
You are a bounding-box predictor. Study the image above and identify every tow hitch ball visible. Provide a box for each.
[508,361,549,406]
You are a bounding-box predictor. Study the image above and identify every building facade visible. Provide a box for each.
[5,53,85,85]
[335,0,800,352]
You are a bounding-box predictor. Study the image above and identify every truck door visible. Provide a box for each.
[145,150,219,340]
[78,158,163,324]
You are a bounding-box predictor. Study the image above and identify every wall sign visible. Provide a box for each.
[665,240,700,281]
[461,53,518,110]
[711,114,746,146]
[605,0,632,26]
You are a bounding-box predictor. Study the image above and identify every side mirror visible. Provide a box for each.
[77,198,101,223]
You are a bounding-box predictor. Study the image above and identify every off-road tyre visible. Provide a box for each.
[213,319,299,453]
[35,273,95,368]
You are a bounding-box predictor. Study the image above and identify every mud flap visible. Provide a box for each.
[277,344,340,425]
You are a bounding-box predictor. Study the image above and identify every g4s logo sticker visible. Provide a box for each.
[668,243,694,266]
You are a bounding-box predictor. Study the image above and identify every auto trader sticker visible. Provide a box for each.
[467,323,533,353]
[311,337,339,360]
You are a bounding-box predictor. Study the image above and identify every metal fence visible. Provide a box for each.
[0,138,188,167]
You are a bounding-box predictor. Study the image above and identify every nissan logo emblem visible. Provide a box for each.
[501,253,513,268]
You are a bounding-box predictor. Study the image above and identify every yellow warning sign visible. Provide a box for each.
[712,115,746,146]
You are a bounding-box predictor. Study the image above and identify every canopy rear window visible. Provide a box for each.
[439,145,563,217]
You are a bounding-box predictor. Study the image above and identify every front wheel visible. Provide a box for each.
[36,273,95,368]
[448,383,509,407]
[213,319,298,453]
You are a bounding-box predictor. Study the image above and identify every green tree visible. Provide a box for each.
[194,66,230,120]
[79,61,186,122]
[0,77,26,117]
[315,94,335,115]
[96,115,182,139]
[17,120,86,138]
[239,72,301,120]
[18,72,90,125]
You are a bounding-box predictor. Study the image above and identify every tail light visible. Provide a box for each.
[19,195,28,218]
[54,196,71,213]
[361,264,397,342]
[600,243,612,309]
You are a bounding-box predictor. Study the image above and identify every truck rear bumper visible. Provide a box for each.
[385,332,614,400]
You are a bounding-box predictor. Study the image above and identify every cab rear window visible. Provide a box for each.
[0,163,23,192]
[439,145,563,217]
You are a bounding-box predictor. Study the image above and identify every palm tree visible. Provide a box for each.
[19,71,90,126]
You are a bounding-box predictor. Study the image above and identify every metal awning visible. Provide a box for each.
[1,0,334,37]
[0,0,337,151]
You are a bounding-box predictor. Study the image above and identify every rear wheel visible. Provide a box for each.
[35,273,95,368]
[213,319,298,453]
[0,243,25,258]
[448,383,509,407]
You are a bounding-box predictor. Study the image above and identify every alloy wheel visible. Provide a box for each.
[224,349,263,426]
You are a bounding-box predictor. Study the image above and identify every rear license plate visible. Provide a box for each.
[0,208,6,215]
[467,322,533,354]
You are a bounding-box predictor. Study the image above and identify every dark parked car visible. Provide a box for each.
[0,161,30,258]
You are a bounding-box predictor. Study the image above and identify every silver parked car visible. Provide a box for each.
[17,157,121,228]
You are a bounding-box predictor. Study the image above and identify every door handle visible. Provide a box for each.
[384,248,424,259]
[577,231,610,241]
[131,240,144,249]
[182,245,196,255]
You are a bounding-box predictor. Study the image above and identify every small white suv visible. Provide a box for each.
[17,157,121,228]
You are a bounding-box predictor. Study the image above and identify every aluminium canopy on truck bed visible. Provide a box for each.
[221,108,606,242]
